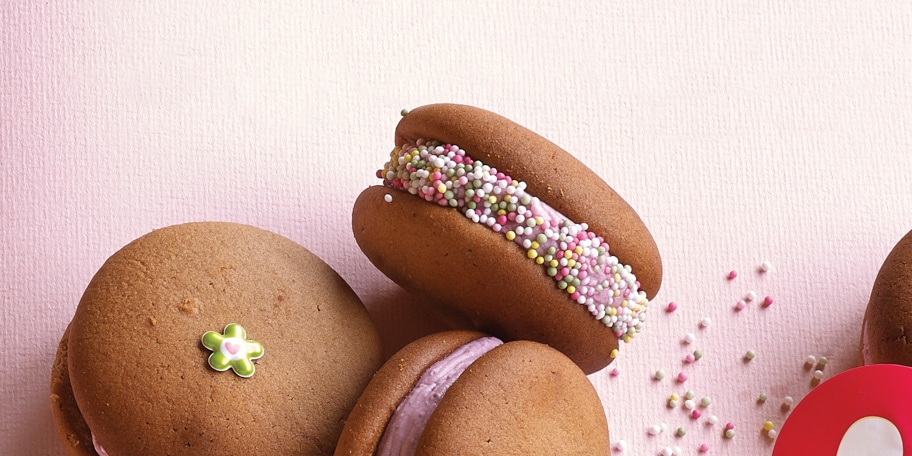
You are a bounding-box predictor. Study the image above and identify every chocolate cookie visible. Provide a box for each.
[353,103,662,374]
[50,222,382,455]
[335,330,612,455]
[862,228,912,365]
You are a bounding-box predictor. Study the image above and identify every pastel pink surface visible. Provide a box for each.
[3,2,912,455]
[773,365,912,455]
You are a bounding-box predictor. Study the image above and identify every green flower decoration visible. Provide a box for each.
[201,323,264,378]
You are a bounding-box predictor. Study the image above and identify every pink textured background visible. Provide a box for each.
[3,1,911,454]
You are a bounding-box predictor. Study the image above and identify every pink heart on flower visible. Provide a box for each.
[224,342,240,355]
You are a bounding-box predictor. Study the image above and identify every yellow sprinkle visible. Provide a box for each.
[614,273,621,283]
[622,334,632,343]
[608,308,616,316]
[567,259,576,268]
[763,421,774,431]
[549,259,559,267]
[535,256,544,265]
[535,216,544,226]
[531,241,540,249]
[488,196,497,204]
[613,290,621,297]
[564,250,573,259]
[566,285,576,294]
[505,231,516,241]
[527,249,538,259]
[436,183,446,193]
[610,349,619,358]
[574,246,583,254]
[670,393,680,401]
[497,209,506,215]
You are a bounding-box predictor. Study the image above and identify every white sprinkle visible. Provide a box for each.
[760,260,772,272]
[660,422,668,432]
[648,424,662,435]
[662,447,673,456]
[672,447,683,456]
[684,332,696,344]
[768,429,778,439]
[684,399,696,410]
[813,369,824,380]
[805,355,817,366]
[745,291,757,301]
[707,415,719,425]
[700,317,712,328]
[383,193,393,203]
[615,440,627,452]
[783,396,794,407]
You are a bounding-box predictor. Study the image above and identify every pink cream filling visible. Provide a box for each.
[376,336,503,456]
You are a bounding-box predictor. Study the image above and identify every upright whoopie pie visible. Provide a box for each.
[861,228,912,365]
[50,222,383,455]
[353,103,662,374]
[335,330,612,455]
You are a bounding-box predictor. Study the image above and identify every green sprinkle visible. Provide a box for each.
[700,396,712,407]
[667,400,678,408]
[685,390,695,400]
[745,350,756,361]
[676,427,686,437]
[758,392,768,402]
[725,429,735,439]
[536,233,547,244]
[547,267,558,277]
[818,356,828,367]
[654,370,666,380]
[693,349,703,360]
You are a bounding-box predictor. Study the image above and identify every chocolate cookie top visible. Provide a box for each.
[63,222,382,455]
[863,228,912,365]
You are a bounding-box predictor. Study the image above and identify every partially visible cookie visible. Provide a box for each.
[335,330,612,455]
[861,228,912,365]
[50,222,382,455]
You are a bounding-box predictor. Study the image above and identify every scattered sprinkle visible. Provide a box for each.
[813,369,824,380]
[763,421,774,431]
[762,295,774,307]
[699,443,710,453]
[724,422,735,431]
[610,349,619,359]
[727,270,738,280]
[676,427,687,437]
[648,424,662,435]
[662,447,673,456]
[758,392,768,402]
[685,390,696,400]
[684,332,696,344]
[400,108,410,116]
[707,415,719,425]
[684,353,696,363]
[669,393,680,401]
[745,291,757,302]
[693,349,704,360]
[383,193,393,203]
[700,317,712,328]
[805,355,817,367]
[744,350,756,361]
[668,399,679,409]
[735,300,746,311]
[768,429,778,439]
[691,409,702,419]
[760,260,772,272]
[677,371,689,383]
[615,440,627,452]
[818,356,829,368]
[610,368,621,377]
[667,301,678,312]
[684,399,696,410]
[654,370,666,381]
[700,396,712,407]
[724,429,735,439]
[782,396,794,408]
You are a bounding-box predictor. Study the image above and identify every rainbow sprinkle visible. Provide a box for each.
[380,140,649,340]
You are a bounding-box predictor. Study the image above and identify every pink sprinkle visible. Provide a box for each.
[691,410,702,419]
[763,296,774,307]
[699,443,710,453]
[724,422,734,431]
[452,155,463,163]
[610,368,621,377]
[497,215,507,225]
[677,372,689,383]
[666,302,678,313]
[735,300,746,311]
[684,353,696,363]
[727,270,738,280]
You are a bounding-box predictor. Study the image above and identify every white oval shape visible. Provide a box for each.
[837,416,903,456]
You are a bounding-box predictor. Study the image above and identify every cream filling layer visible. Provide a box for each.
[376,336,503,456]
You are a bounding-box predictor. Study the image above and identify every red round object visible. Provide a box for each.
[773,364,912,455]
